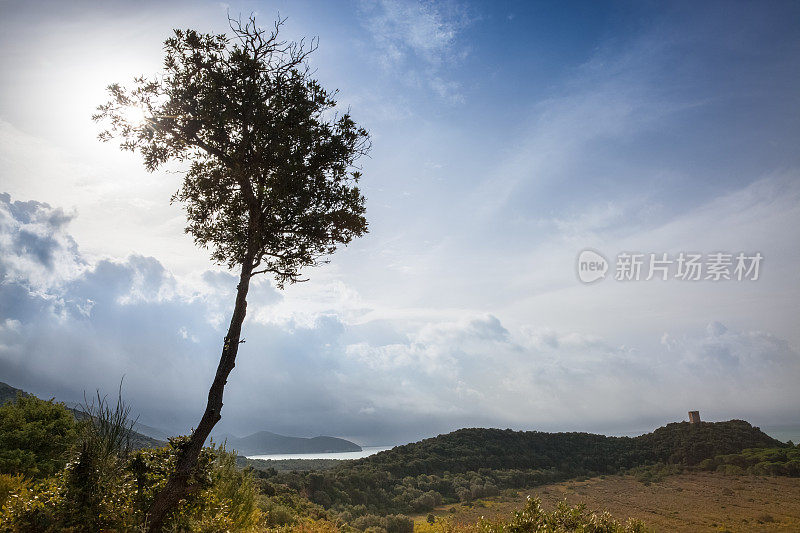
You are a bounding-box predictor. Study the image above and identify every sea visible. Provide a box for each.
[247,445,394,461]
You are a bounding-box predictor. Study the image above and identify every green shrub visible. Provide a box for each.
[58,391,138,530]
[715,464,744,475]
[0,477,63,533]
[262,501,297,527]
[0,395,77,479]
[475,496,646,533]
[0,473,28,509]
[352,513,414,533]
[192,442,262,531]
[704,446,800,477]
[127,437,264,531]
[0,392,263,532]
[698,458,716,471]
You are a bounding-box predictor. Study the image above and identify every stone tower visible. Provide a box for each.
[688,410,701,424]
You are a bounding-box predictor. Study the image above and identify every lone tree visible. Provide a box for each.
[94,16,369,530]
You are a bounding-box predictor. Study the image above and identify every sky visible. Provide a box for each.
[1,0,799,446]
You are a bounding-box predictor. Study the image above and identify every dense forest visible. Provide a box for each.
[258,421,786,516]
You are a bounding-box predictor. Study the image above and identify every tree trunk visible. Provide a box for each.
[144,254,254,531]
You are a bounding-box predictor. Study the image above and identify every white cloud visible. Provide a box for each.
[0,192,798,444]
[359,0,469,65]
[358,0,473,102]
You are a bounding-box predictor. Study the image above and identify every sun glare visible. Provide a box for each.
[121,105,149,126]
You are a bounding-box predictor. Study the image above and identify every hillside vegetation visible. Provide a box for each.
[264,421,786,516]
[0,395,77,479]
[0,382,162,450]
[1,387,796,532]
[0,393,265,531]
[239,456,343,472]
[700,446,800,476]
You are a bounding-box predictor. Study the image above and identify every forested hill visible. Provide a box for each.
[351,420,784,475]
[269,420,785,514]
[636,420,783,465]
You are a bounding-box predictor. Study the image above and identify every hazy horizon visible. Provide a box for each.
[7,379,799,447]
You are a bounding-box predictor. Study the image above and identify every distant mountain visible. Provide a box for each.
[223,430,362,455]
[131,421,172,442]
[0,381,163,450]
[0,381,30,404]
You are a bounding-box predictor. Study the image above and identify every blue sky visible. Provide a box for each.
[1,0,799,445]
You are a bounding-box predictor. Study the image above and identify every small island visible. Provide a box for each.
[222,430,361,456]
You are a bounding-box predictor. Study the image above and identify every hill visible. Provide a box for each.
[0,381,163,450]
[0,381,30,404]
[266,420,785,515]
[352,420,782,476]
[225,430,361,455]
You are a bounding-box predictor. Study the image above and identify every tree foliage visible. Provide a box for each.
[94,16,369,285]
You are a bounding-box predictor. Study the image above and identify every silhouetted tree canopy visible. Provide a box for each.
[95,16,369,287]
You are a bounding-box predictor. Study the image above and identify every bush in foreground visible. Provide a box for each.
[0,438,263,532]
[416,497,645,533]
[0,391,264,532]
[0,395,78,479]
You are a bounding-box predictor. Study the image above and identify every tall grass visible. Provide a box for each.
[77,382,137,466]
[61,383,139,529]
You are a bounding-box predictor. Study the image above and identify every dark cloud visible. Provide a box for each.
[0,192,82,283]
[13,229,61,269]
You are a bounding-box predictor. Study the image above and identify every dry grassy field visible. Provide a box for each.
[416,473,800,532]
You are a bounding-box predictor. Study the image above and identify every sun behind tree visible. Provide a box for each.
[94,15,370,530]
